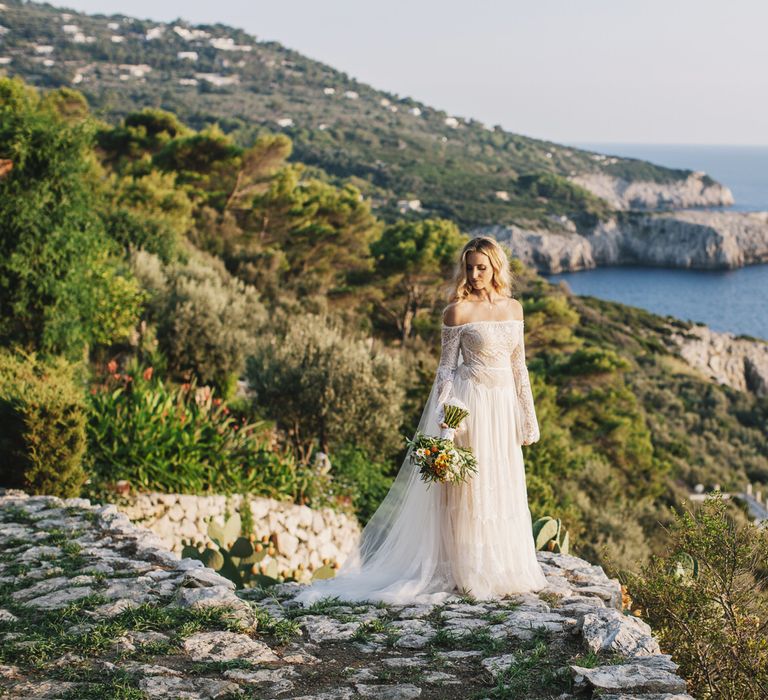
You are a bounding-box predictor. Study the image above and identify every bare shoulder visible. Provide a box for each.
[506,297,524,320]
[442,301,464,327]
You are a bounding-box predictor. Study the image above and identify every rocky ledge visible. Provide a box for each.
[478,210,768,273]
[670,324,768,396]
[0,491,693,699]
[569,172,734,211]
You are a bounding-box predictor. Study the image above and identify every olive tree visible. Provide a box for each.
[246,313,405,464]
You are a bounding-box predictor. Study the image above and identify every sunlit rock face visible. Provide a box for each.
[570,172,734,211]
[478,211,768,273]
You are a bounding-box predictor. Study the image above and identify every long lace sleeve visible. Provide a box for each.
[511,325,540,445]
[435,324,462,423]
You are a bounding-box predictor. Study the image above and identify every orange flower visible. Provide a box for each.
[143,367,153,381]
[112,373,121,381]
[107,360,117,374]
[431,446,438,453]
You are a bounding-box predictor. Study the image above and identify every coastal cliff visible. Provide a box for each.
[570,171,734,210]
[478,210,768,273]
[670,324,768,396]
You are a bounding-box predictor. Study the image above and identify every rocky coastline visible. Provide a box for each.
[570,172,734,211]
[476,210,768,274]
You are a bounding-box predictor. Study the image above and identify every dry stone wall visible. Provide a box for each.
[116,492,362,574]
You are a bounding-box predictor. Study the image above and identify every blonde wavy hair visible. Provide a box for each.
[446,236,513,303]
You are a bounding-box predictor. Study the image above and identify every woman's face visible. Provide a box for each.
[466,251,493,291]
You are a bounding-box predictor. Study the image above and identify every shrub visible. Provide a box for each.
[86,363,285,496]
[85,362,346,510]
[328,444,394,524]
[624,493,768,699]
[0,349,87,497]
[245,313,405,465]
[130,249,267,392]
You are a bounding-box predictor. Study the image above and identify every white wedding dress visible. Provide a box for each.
[293,318,548,606]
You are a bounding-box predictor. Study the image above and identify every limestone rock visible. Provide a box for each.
[138,676,240,698]
[481,653,517,677]
[24,586,95,610]
[571,655,687,694]
[301,615,360,643]
[671,324,768,396]
[355,683,422,699]
[182,631,279,663]
[570,172,734,211]
[581,608,661,657]
[476,210,768,274]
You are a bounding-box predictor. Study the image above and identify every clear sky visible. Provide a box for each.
[49,0,768,145]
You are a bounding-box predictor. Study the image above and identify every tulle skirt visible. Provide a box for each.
[293,366,548,607]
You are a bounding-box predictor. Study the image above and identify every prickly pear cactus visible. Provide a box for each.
[532,516,570,555]
[181,510,343,589]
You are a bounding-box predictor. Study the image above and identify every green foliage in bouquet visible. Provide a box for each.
[405,432,478,486]
[532,516,570,555]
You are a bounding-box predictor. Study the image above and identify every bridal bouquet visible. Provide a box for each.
[405,400,477,486]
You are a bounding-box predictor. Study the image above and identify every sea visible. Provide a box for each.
[545,144,768,340]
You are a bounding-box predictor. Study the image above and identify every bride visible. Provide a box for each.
[294,236,549,606]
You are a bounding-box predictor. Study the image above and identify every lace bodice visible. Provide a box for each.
[436,319,540,445]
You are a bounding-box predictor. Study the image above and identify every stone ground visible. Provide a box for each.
[0,491,695,700]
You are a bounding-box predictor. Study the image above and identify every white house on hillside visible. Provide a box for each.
[194,72,240,87]
[210,37,252,52]
[145,26,165,41]
[397,199,422,213]
[119,63,152,78]
[174,26,210,41]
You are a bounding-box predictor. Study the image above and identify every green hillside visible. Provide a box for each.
[0,0,701,229]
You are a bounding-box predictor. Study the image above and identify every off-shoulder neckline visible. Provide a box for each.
[442,318,524,329]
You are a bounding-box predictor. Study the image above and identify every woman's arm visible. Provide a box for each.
[511,324,540,445]
[435,323,462,426]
